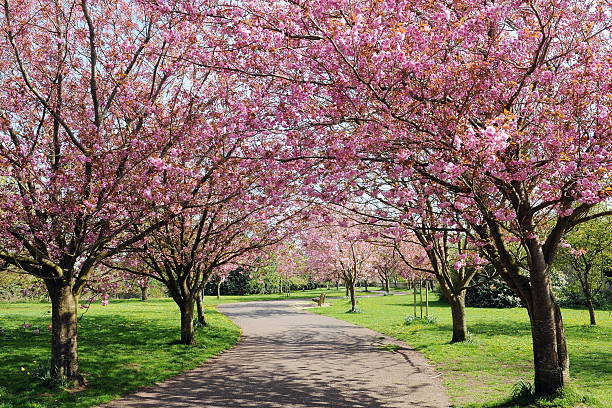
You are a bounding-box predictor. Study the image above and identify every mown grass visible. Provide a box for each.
[0,287,358,408]
[202,286,351,305]
[312,293,611,408]
[0,299,240,408]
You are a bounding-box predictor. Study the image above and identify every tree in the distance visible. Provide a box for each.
[555,215,612,325]
[302,220,374,312]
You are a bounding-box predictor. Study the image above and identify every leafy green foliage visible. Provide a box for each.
[554,216,612,310]
[466,278,523,308]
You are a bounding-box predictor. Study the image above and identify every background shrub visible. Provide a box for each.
[466,278,522,308]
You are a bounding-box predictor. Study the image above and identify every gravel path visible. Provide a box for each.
[103,300,450,407]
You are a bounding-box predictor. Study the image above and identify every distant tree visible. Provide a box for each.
[555,216,612,325]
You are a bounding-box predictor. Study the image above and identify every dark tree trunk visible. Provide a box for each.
[449,294,468,343]
[586,299,596,325]
[140,286,148,301]
[196,292,206,326]
[349,282,356,312]
[384,278,390,293]
[179,301,196,345]
[335,280,339,291]
[46,281,85,386]
[528,274,569,396]
[364,280,368,292]
[419,281,423,318]
[425,281,429,317]
[345,284,349,297]
[413,281,417,317]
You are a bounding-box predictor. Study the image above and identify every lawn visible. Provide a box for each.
[0,299,240,408]
[311,293,611,408]
[0,287,356,408]
[202,286,351,305]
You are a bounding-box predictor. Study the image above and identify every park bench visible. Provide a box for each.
[312,293,326,307]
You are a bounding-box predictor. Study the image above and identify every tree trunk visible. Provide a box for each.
[349,283,356,312]
[425,281,429,317]
[419,281,423,319]
[528,277,569,396]
[46,281,85,386]
[413,281,417,317]
[586,299,596,325]
[216,280,221,300]
[385,277,390,293]
[449,294,468,343]
[196,292,206,326]
[364,280,368,292]
[140,286,148,301]
[335,280,339,291]
[345,283,349,297]
[179,301,196,345]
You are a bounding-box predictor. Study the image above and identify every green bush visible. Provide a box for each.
[465,278,522,308]
[205,268,251,295]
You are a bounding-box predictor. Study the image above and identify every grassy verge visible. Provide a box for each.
[311,293,611,407]
[202,286,350,305]
[0,299,240,408]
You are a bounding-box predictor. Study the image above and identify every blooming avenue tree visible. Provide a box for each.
[207,0,611,396]
[0,0,256,383]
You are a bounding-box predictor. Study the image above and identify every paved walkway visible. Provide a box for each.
[103,300,450,407]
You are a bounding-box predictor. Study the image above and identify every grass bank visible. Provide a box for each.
[311,293,611,407]
[0,299,240,408]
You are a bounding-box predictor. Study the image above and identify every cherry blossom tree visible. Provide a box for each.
[0,0,260,383]
[302,219,375,312]
[211,0,611,395]
[108,177,303,344]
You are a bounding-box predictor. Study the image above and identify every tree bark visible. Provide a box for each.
[179,301,196,345]
[46,281,85,386]
[384,277,390,293]
[419,281,423,319]
[216,280,221,300]
[425,281,429,317]
[349,282,356,312]
[140,286,148,301]
[413,281,417,317]
[449,294,468,343]
[586,299,596,325]
[196,292,206,326]
[528,275,569,396]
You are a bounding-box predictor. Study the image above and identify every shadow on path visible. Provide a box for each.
[102,300,450,408]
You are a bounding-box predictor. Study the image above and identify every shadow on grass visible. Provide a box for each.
[0,309,239,408]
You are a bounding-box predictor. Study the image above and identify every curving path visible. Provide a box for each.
[103,300,450,407]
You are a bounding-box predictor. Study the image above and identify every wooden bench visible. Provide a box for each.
[312,293,326,307]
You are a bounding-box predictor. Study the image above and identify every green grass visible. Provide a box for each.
[202,286,351,305]
[311,293,611,408]
[0,287,355,408]
[0,299,240,408]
